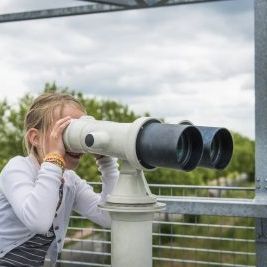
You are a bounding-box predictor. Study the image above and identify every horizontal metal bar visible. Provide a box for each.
[65,237,110,243]
[149,184,254,191]
[153,257,254,267]
[154,0,232,4]
[159,196,267,218]
[65,234,253,243]
[69,216,254,230]
[62,245,255,257]
[65,233,253,243]
[49,257,254,267]
[153,220,254,229]
[0,5,123,23]
[67,226,110,232]
[67,223,254,233]
[0,0,238,23]
[70,196,265,218]
[78,0,230,6]
[77,0,140,7]
[64,244,255,256]
[153,232,254,242]
[89,181,255,191]
[62,249,110,256]
[53,259,110,266]
[153,245,255,256]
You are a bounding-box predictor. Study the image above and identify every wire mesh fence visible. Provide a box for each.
[45,181,256,267]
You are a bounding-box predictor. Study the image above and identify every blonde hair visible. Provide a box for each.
[23,92,86,160]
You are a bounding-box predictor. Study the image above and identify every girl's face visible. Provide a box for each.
[43,104,86,170]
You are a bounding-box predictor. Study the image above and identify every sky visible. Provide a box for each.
[0,0,255,139]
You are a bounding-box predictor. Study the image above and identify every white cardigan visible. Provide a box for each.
[0,154,119,263]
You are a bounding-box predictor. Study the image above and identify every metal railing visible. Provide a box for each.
[45,181,256,267]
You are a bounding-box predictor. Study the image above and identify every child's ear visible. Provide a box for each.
[27,128,41,147]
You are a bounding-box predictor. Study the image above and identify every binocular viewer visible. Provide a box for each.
[63,116,233,171]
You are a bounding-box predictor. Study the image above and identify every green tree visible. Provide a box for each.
[0,94,33,168]
[0,83,255,185]
[0,84,139,182]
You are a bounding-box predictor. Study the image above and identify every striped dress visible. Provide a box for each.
[0,179,64,267]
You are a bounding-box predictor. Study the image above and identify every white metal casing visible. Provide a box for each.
[63,115,161,170]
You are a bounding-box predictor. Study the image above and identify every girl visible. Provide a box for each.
[0,92,119,267]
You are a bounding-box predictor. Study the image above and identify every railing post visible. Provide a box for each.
[255,0,267,266]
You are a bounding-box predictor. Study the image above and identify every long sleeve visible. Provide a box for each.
[96,156,120,201]
[0,156,62,234]
[72,157,119,228]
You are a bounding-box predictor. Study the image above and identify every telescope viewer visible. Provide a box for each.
[63,115,233,172]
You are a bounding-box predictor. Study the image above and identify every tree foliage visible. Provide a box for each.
[0,83,255,184]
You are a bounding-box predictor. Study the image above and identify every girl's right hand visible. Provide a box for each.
[44,116,72,157]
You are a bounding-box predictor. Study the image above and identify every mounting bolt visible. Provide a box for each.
[256,178,260,182]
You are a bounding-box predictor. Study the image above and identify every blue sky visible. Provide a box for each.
[0,0,254,138]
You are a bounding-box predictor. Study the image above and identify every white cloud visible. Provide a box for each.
[0,0,254,138]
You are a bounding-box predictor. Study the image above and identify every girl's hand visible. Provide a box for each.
[44,116,72,157]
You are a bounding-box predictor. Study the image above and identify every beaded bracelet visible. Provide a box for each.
[43,152,65,170]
